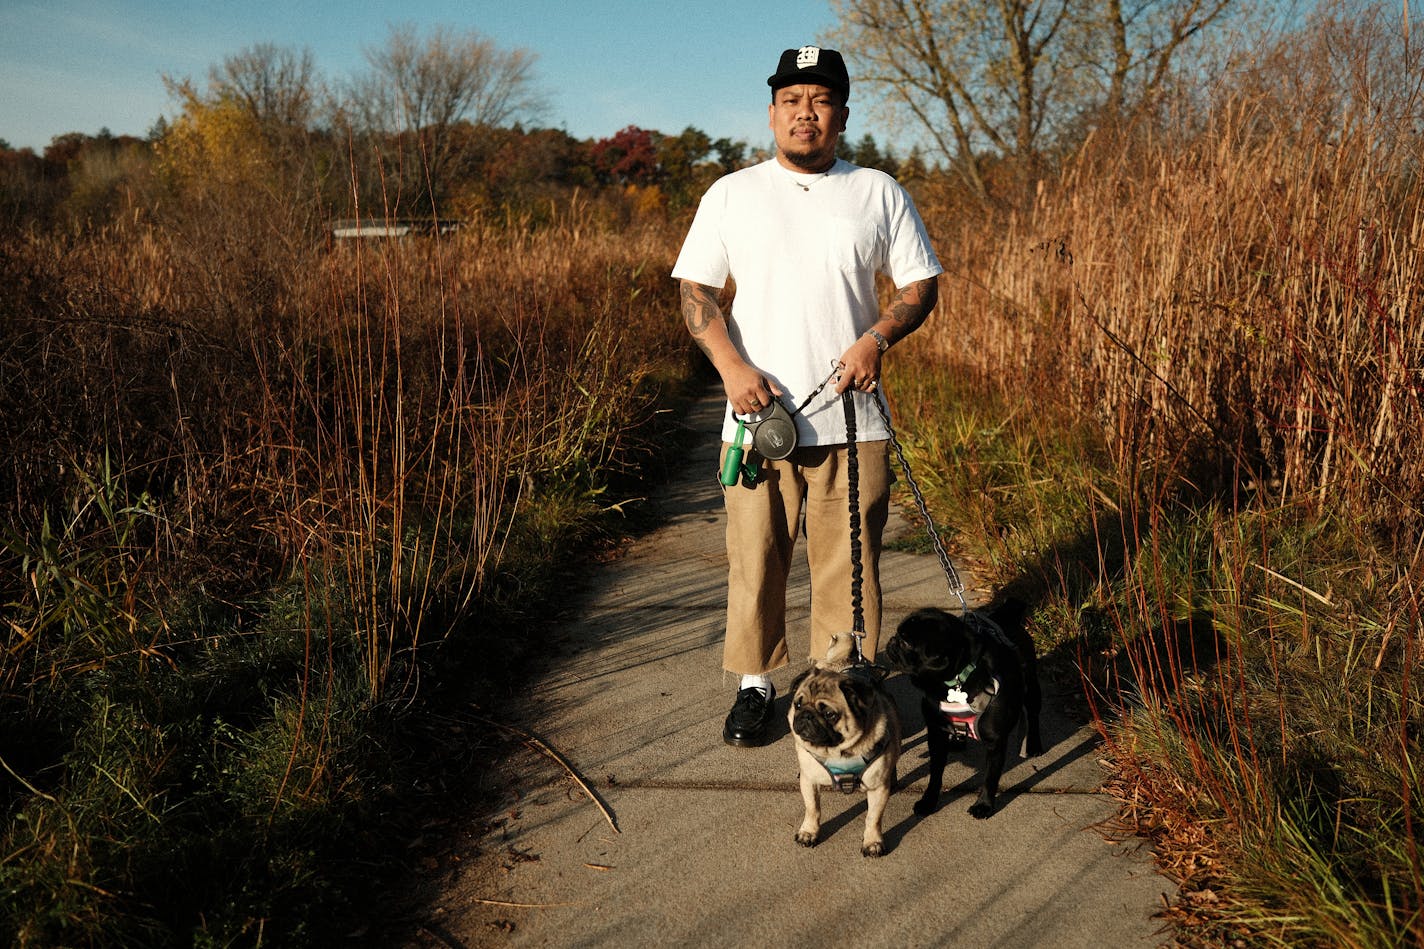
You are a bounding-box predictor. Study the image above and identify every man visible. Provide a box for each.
[673,46,942,747]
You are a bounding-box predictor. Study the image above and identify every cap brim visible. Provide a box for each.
[767,72,848,97]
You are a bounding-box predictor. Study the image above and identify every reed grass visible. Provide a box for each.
[4,6,1419,943]
[0,188,692,944]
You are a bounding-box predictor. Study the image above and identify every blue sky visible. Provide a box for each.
[0,0,861,154]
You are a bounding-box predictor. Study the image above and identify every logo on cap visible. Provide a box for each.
[796,46,821,69]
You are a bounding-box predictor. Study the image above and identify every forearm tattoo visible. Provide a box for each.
[680,281,723,358]
[887,276,939,334]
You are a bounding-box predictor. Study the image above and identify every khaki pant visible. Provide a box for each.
[721,440,891,675]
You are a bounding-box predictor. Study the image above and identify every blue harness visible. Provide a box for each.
[818,734,894,794]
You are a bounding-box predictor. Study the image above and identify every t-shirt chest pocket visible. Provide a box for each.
[826,214,883,274]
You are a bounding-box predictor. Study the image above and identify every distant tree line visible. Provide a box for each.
[1,24,927,234]
[2,1,1262,231]
[0,125,923,236]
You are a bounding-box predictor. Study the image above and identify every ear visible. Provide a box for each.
[839,677,873,717]
[789,668,811,694]
[837,105,850,134]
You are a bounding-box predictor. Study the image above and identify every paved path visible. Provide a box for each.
[407,390,1173,948]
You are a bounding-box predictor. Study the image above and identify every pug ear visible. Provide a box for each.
[789,668,811,694]
[839,676,874,718]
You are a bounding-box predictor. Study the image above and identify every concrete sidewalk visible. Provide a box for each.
[411,390,1173,948]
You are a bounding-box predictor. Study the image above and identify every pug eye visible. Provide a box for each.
[819,704,839,723]
[793,697,803,710]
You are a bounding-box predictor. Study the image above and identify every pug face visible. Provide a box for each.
[881,607,975,677]
[789,667,878,751]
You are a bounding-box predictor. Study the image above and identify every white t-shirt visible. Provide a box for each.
[672,158,943,445]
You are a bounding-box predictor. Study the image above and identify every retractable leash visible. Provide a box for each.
[718,364,842,488]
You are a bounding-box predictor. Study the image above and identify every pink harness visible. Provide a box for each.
[938,675,999,741]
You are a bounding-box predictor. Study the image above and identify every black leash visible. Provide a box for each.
[842,388,867,666]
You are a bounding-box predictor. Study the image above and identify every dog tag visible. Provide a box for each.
[943,688,969,706]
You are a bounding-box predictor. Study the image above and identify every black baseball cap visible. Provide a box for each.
[767,46,850,101]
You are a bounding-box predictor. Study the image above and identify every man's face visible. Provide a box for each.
[768,83,848,172]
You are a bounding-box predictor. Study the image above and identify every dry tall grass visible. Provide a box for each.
[899,6,1423,942]
[0,194,692,943]
[1,205,685,690]
[929,100,1422,524]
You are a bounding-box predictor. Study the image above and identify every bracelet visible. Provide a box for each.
[864,329,889,353]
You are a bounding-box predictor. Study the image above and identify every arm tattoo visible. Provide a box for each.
[680,281,723,357]
[887,277,938,334]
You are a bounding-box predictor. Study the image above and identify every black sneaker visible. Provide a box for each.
[723,685,776,747]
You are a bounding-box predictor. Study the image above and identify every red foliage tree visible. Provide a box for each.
[587,125,658,185]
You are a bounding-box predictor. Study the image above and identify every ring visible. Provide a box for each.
[867,381,877,391]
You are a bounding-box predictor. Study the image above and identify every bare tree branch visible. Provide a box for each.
[831,0,1253,202]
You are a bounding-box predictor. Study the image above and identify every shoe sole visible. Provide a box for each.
[723,731,771,748]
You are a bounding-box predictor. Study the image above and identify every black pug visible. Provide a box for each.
[881,598,1042,819]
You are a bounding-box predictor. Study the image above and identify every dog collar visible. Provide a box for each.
[943,658,979,693]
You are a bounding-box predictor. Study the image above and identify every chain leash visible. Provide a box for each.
[868,389,969,614]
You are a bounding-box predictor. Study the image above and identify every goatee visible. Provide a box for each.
[783,151,835,173]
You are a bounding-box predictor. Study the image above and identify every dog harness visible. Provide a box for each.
[938,662,1000,741]
[817,735,894,794]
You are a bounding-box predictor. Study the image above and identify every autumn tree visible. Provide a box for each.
[588,126,660,185]
[340,23,546,214]
[653,126,743,207]
[160,43,333,221]
[457,125,591,212]
[160,84,282,195]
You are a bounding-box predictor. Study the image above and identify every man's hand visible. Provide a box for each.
[833,335,882,395]
[725,364,783,416]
